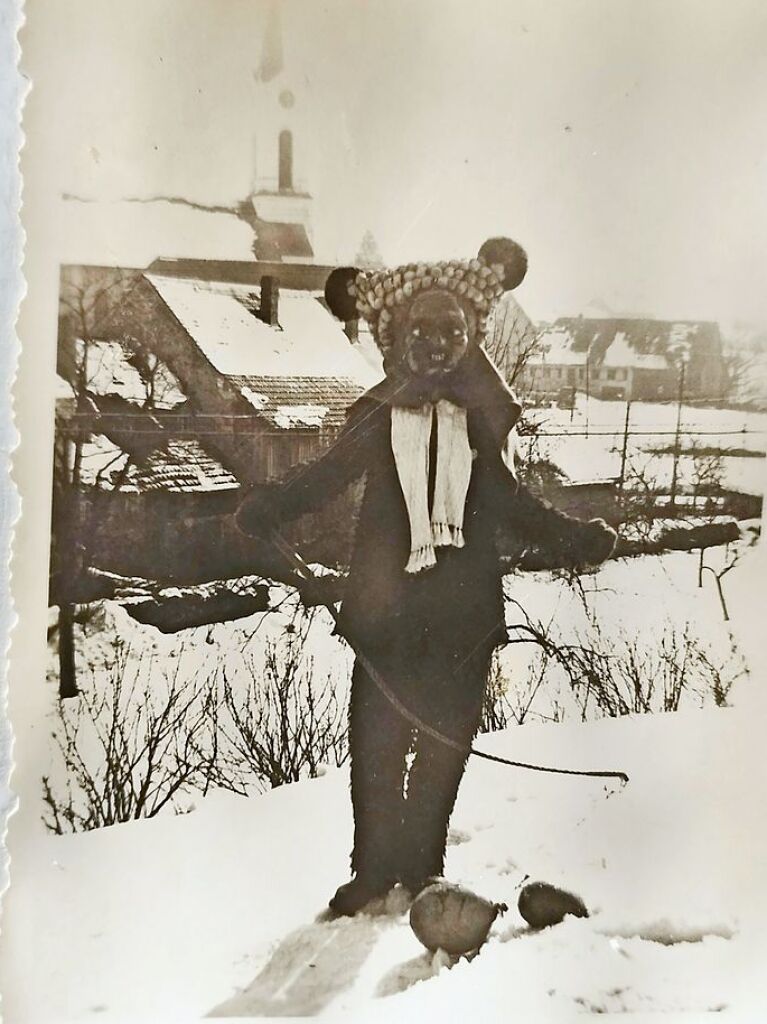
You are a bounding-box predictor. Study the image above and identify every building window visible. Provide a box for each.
[278,130,293,192]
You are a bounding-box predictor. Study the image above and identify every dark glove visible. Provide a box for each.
[575,518,618,566]
[235,485,280,540]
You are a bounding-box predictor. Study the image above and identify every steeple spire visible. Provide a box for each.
[256,0,284,84]
[250,1,315,261]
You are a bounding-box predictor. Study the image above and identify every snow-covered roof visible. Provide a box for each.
[146,275,380,386]
[601,331,667,370]
[229,374,363,432]
[351,324,385,378]
[529,318,719,373]
[530,327,589,367]
[77,434,238,493]
[84,341,148,402]
[55,375,74,400]
[127,439,239,493]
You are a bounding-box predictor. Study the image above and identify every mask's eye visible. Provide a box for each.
[452,328,465,337]
[411,326,421,338]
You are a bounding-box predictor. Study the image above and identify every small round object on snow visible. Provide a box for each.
[517,881,589,929]
[409,881,505,956]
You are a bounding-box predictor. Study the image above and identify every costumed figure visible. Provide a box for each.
[237,237,617,916]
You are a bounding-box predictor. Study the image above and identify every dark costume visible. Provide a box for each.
[238,242,616,912]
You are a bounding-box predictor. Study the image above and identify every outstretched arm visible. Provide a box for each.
[486,452,617,567]
[236,394,381,537]
[508,482,617,567]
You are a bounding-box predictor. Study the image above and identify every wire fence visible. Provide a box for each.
[526,428,767,439]
[59,413,767,441]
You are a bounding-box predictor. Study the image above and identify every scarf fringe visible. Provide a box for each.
[392,400,472,575]
[432,522,465,549]
[405,544,438,575]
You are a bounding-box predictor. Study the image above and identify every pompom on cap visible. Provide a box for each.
[324,266,362,321]
[478,236,528,291]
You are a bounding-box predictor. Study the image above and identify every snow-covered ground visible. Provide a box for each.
[2,534,766,1021]
[523,395,767,496]
[4,708,765,1021]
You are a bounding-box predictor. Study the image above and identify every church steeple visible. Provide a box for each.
[250,0,314,261]
[255,0,284,84]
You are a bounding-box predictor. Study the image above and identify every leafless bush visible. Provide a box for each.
[480,649,554,732]
[479,657,512,733]
[221,627,348,790]
[619,440,727,538]
[503,595,746,721]
[43,609,352,831]
[42,643,237,833]
[618,454,664,540]
[688,440,725,503]
[572,624,713,718]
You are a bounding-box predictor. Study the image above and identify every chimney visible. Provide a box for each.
[259,275,280,327]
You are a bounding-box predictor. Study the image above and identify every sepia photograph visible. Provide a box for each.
[3,1,767,1020]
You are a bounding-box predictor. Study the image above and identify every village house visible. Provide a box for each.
[55,259,378,496]
[50,256,378,686]
[520,317,725,403]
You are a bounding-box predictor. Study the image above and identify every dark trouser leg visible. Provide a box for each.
[348,657,413,884]
[399,653,491,887]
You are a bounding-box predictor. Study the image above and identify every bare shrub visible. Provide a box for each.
[221,624,348,790]
[688,441,725,505]
[503,594,746,721]
[42,642,238,833]
[43,605,353,830]
[568,620,746,719]
[618,454,664,541]
[572,624,689,718]
[480,650,554,732]
[479,656,512,733]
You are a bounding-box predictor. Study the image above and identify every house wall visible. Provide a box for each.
[630,366,677,401]
[519,362,586,398]
[592,365,630,400]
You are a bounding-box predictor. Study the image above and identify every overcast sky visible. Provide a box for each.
[22,0,767,334]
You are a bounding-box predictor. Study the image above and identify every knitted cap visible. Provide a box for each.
[324,237,527,355]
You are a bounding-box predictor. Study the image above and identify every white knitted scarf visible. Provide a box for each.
[391,400,474,574]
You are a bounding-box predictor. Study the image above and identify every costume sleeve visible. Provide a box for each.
[489,459,617,567]
[269,395,380,521]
